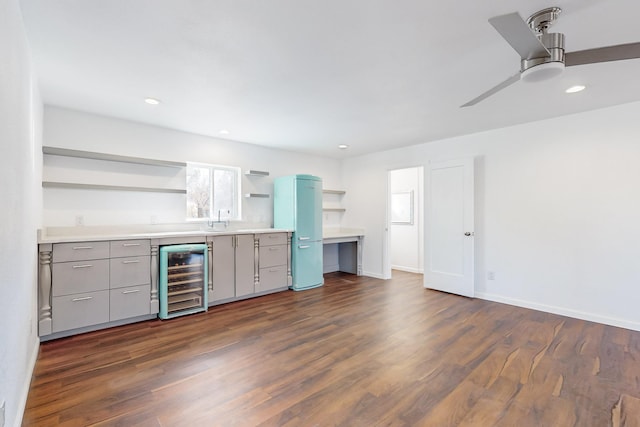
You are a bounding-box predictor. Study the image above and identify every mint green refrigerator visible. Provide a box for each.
[274,175,324,290]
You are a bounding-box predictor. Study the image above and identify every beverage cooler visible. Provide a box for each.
[159,244,208,319]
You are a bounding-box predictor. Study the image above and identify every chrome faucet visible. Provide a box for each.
[208,210,229,228]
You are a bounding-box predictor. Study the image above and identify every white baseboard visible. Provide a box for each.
[14,336,39,427]
[391,265,423,274]
[475,291,640,332]
[363,270,387,280]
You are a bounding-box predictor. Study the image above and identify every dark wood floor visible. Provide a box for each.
[24,271,640,426]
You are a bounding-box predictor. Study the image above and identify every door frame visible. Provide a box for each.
[384,165,425,280]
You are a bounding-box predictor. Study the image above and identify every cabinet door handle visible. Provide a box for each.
[122,260,140,264]
[298,237,310,241]
[122,243,141,247]
[299,245,310,249]
[269,247,280,251]
[72,264,93,269]
[72,296,93,302]
[269,268,279,272]
[268,235,278,238]
[122,289,140,294]
[72,246,93,250]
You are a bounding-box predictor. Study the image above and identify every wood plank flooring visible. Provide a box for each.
[23,271,640,426]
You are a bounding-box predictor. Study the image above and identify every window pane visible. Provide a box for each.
[186,165,211,219]
[213,168,235,219]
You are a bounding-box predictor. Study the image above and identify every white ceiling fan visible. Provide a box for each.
[461,6,640,107]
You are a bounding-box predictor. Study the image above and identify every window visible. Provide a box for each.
[186,163,241,221]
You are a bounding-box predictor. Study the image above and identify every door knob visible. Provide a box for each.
[464,232,474,236]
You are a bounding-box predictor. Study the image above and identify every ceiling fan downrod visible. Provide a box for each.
[521,7,565,81]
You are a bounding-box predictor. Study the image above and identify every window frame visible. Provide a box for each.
[185,162,242,222]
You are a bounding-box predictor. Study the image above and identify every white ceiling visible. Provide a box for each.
[20,0,640,159]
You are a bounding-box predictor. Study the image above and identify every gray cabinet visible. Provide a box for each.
[209,234,256,301]
[209,235,236,301]
[110,284,151,321]
[109,240,151,321]
[52,259,109,296]
[52,290,110,333]
[257,233,288,293]
[39,238,152,337]
[208,231,291,305]
[235,234,256,297]
[50,241,111,333]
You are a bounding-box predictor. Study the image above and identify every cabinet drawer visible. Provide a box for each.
[110,256,150,289]
[258,265,287,292]
[52,290,109,333]
[259,244,287,268]
[110,284,151,321]
[258,233,287,247]
[53,241,110,263]
[52,259,109,296]
[110,239,150,258]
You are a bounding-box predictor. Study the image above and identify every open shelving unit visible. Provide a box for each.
[244,169,270,177]
[43,146,186,167]
[42,146,187,194]
[42,181,186,194]
[322,189,346,212]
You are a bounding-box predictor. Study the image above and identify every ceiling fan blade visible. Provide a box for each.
[565,42,640,66]
[461,72,521,108]
[489,12,549,59]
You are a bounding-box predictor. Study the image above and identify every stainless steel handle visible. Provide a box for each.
[72,264,93,269]
[269,247,280,251]
[122,289,140,294]
[72,246,93,250]
[464,232,474,236]
[122,260,140,264]
[72,296,93,302]
[299,245,310,249]
[122,243,141,247]
[268,235,278,238]
[298,237,310,241]
[269,268,279,272]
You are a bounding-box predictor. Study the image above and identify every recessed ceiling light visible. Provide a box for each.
[144,97,161,105]
[338,144,349,149]
[219,129,230,135]
[565,85,586,94]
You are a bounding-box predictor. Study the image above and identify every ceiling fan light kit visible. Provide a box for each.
[461,6,640,107]
[520,61,564,83]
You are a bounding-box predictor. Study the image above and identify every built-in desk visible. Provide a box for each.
[322,228,364,275]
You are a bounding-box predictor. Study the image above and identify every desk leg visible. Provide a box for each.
[357,237,363,276]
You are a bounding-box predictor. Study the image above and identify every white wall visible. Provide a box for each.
[390,167,423,273]
[0,0,42,425]
[42,107,342,227]
[343,100,640,331]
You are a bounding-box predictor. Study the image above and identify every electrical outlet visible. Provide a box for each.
[0,399,5,427]
[75,215,84,226]
[487,271,495,280]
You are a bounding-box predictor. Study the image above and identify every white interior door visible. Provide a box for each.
[424,158,475,297]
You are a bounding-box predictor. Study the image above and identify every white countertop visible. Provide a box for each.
[38,225,365,244]
[38,225,291,244]
[322,228,365,239]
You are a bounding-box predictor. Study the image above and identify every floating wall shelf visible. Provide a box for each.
[42,181,187,194]
[43,146,186,168]
[244,170,270,177]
